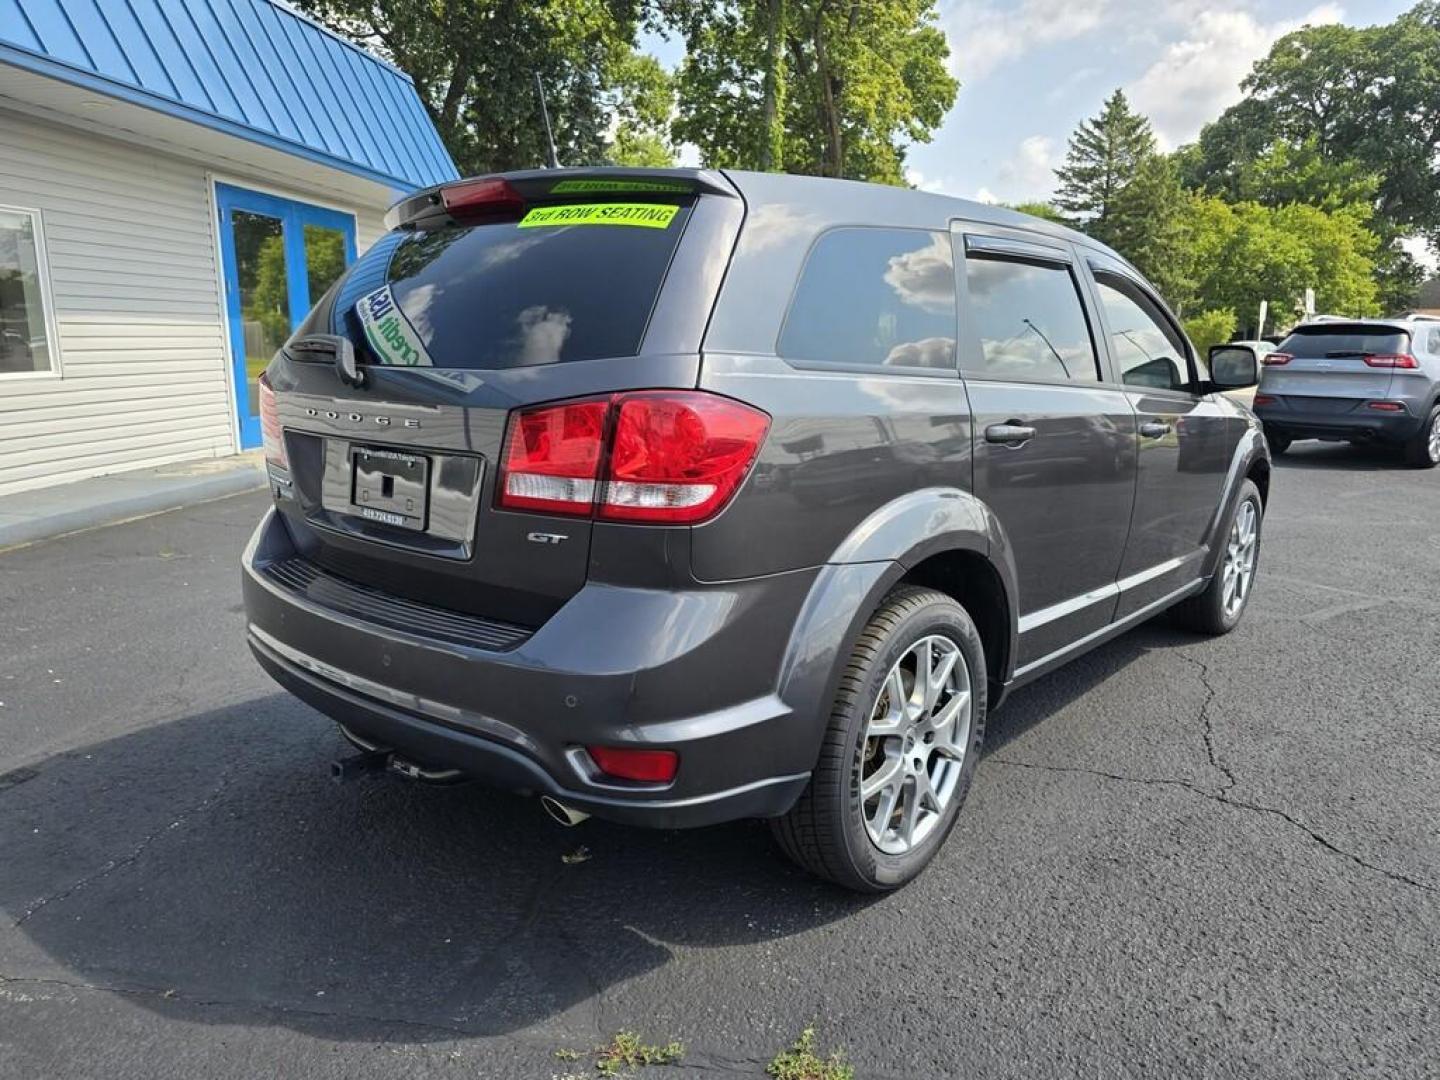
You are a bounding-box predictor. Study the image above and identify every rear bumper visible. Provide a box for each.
[241,509,816,828]
[1254,401,1426,443]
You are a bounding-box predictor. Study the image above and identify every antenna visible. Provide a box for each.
[534,72,561,170]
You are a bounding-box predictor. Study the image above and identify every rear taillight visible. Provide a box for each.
[440,177,523,218]
[1262,353,1292,366]
[1368,401,1405,411]
[498,399,608,515]
[496,392,769,524]
[586,745,679,784]
[258,372,287,468]
[1363,353,1418,369]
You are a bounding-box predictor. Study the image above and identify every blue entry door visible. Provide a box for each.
[216,183,357,449]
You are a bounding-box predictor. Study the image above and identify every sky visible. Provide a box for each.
[641,0,1416,206]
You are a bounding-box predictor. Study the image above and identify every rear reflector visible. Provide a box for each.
[1253,394,1276,406]
[1368,401,1405,411]
[1362,354,1419,369]
[1262,353,1292,366]
[258,372,287,468]
[497,391,769,524]
[586,745,678,784]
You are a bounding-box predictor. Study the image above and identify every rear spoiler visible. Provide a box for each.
[385,168,739,231]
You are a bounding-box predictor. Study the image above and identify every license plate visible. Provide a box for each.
[350,447,429,531]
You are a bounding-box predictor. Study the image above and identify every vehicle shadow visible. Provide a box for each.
[1271,440,1407,471]
[0,696,874,1042]
[1,622,1189,1042]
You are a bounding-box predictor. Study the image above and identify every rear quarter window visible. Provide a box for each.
[330,202,692,370]
[779,227,956,371]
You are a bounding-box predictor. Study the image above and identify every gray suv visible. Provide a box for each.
[1250,316,1440,466]
[242,168,1269,891]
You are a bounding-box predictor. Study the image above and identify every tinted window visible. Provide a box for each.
[330,203,691,369]
[0,208,54,375]
[1429,327,1440,354]
[964,256,1098,381]
[1278,325,1409,358]
[1096,276,1192,390]
[780,228,955,370]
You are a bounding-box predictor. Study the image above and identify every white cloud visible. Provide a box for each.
[993,135,1059,201]
[944,0,1111,82]
[905,167,947,193]
[974,186,999,204]
[1127,4,1344,148]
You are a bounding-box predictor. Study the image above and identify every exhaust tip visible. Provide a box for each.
[540,795,590,827]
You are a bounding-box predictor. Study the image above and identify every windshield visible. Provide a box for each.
[327,201,692,370]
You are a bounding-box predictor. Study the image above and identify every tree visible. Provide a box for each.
[1182,308,1238,355]
[671,0,958,183]
[1006,201,1070,226]
[1052,90,1156,237]
[293,0,673,175]
[1104,154,1193,310]
[1184,4,1440,255]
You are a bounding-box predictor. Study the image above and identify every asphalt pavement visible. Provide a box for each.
[1,441,1436,1079]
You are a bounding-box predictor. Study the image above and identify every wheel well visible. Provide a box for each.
[1247,457,1271,506]
[900,550,1010,695]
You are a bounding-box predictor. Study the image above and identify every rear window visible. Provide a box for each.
[330,202,691,370]
[1279,325,1409,358]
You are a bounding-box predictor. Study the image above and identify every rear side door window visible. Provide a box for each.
[779,227,956,372]
[962,251,1099,383]
[1094,275,1196,391]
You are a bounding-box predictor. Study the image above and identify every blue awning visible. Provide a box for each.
[0,0,458,191]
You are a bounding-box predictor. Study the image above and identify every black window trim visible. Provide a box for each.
[955,236,1105,389]
[1086,259,1203,398]
[776,224,961,380]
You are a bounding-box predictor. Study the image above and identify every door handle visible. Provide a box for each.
[1139,421,1173,439]
[985,422,1037,446]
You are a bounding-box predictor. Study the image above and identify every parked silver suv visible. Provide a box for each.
[1251,316,1440,467]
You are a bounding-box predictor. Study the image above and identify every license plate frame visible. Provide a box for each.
[349,446,430,531]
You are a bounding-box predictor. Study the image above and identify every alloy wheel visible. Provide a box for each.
[1428,412,1440,464]
[1222,499,1258,618]
[859,635,972,855]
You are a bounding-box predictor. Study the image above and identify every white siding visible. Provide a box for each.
[0,109,392,498]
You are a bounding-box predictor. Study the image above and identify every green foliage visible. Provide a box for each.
[1186,3,1440,256]
[1007,201,1070,225]
[1053,90,1156,231]
[672,0,958,183]
[766,1027,854,1080]
[292,0,670,175]
[593,1031,684,1076]
[1104,154,1193,309]
[1182,308,1238,356]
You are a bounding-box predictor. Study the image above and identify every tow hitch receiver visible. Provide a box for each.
[332,748,390,783]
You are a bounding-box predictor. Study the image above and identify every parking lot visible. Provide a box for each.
[1,442,1436,1079]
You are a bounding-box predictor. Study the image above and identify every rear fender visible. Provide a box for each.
[775,488,1017,756]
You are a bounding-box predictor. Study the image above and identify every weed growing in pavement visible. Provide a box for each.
[766,1027,855,1080]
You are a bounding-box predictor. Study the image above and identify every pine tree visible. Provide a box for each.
[1053,90,1156,239]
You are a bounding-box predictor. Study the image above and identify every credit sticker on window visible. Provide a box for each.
[355,285,432,367]
[550,179,690,194]
[518,203,679,230]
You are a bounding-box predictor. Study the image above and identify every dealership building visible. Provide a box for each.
[0,0,455,497]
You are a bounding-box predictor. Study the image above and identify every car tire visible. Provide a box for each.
[1264,426,1291,456]
[771,587,986,892]
[1401,404,1440,469]
[1171,479,1263,635]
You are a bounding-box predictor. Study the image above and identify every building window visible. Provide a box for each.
[779,228,956,371]
[0,208,56,376]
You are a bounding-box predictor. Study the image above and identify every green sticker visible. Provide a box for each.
[550,179,690,194]
[355,285,432,367]
[519,203,679,230]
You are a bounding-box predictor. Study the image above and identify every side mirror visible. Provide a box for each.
[1209,344,1259,389]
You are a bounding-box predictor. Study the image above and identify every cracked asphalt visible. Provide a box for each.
[1,440,1437,1079]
